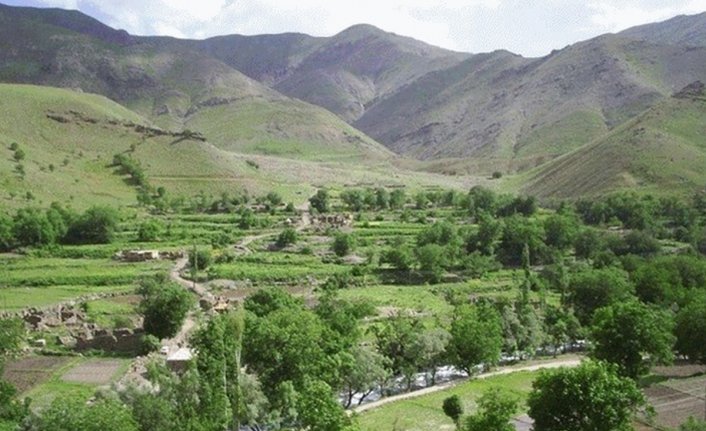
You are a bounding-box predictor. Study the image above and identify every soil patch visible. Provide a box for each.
[3,356,70,393]
[61,359,124,385]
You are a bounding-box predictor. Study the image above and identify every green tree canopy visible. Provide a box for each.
[138,276,194,339]
[448,303,503,375]
[590,300,675,379]
[675,294,706,363]
[567,267,634,325]
[463,388,518,431]
[527,360,645,431]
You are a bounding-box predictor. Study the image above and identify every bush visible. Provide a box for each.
[492,171,503,179]
[332,232,354,257]
[137,219,163,242]
[276,228,298,248]
[140,334,161,355]
[188,248,213,270]
[65,206,119,245]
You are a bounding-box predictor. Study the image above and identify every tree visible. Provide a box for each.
[544,213,579,252]
[243,306,341,398]
[527,360,645,431]
[442,395,464,429]
[412,327,451,385]
[448,303,503,375]
[0,318,26,427]
[675,294,706,363]
[473,212,502,255]
[65,206,119,244]
[137,219,163,242]
[244,287,303,318]
[497,215,546,266]
[371,312,424,387]
[23,396,138,431]
[389,189,406,209]
[276,228,298,248]
[0,318,24,357]
[138,276,194,339]
[416,243,445,283]
[340,346,390,408]
[341,189,365,212]
[567,267,634,325]
[543,306,582,355]
[12,149,25,162]
[573,228,604,260]
[12,207,56,247]
[188,248,212,270]
[309,189,329,214]
[467,186,497,217]
[296,380,356,431]
[190,310,247,429]
[332,232,354,257]
[382,243,414,271]
[315,292,374,348]
[463,388,518,431]
[0,213,13,251]
[590,301,675,379]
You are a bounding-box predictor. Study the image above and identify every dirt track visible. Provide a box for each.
[352,357,582,413]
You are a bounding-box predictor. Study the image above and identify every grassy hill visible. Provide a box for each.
[0,84,476,210]
[517,85,706,199]
[0,4,394,164]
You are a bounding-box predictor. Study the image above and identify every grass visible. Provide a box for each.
[357,370,541,431]
[23,357,131,409]
[517,96,706,199]
[0,255,169,311]
[0,83,476,211]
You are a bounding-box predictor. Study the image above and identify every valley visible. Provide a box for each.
[0,3,705,431]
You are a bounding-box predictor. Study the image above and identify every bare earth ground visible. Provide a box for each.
[3,356,71,393]
[62,359,123,385]
[638,363,706,430]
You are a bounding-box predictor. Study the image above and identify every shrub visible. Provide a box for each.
[188,248,213,270]
[140,334,161,355]
[332,232,354,257]
[137,219,163,242]
[276,228,298,248]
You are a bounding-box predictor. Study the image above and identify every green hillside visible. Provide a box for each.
[0,4,394,165]
[0,84,474,210]
[518,87,706,199]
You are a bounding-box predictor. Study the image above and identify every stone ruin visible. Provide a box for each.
[18,303,144,354]
[113,249,184,262]
[312,213,353,229]
[73,327,144,354]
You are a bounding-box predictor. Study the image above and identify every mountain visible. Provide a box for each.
[196,24,470,122]
[518,82,706,199]
[0,4,392,162]
[354,31,706,165]
[1,3,706,199]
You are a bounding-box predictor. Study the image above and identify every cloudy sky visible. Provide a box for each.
[4,0,706,56]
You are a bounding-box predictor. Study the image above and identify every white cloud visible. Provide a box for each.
[586,0,706,33]
[12,0,706,56]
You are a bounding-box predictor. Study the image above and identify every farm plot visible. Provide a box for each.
[2,356,71,393]
[644,373,706,429]
[62,359,125,385]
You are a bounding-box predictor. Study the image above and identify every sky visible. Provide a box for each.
[3,0,706,57]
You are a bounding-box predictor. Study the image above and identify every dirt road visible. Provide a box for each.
[352,357,582,413]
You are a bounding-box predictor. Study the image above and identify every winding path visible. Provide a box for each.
[120,204,313,387]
